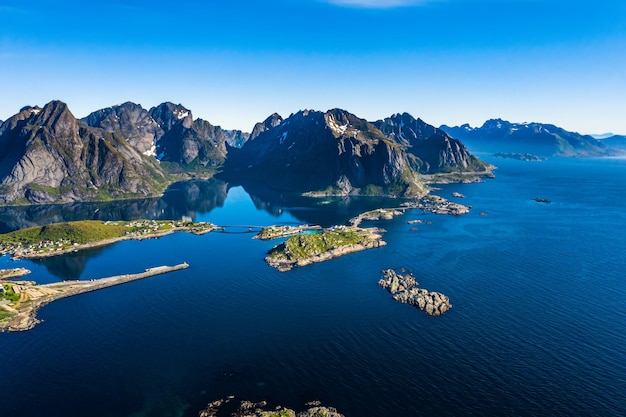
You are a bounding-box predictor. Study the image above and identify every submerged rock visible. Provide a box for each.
[378,269,451,316]
[198,397,345,417]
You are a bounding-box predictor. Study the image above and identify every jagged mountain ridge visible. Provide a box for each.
[224,109,428,196]
[81,101,163,157]
[82,101,249,170]
[1,100,491,204]
[0,101,168,204]
[374,113,491,174]
[440,119,617,157]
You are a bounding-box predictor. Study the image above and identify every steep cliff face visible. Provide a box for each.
[374,113,491,174]
[225,109,425,196]
[149,102,249,169]
[440,119,616,157]
[249,113,283,141]
[81,102,163,157]
[0,101,168,204]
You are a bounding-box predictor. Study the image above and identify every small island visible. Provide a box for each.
[402,195,471,215]
[254,225,323,240]
[378,269,451,316]
[0,219,218,260]
[199,397,344,417]
[0,263,189,332]
[349,208,404,227]
[265,226,386,272]
[0,267,31,279]
[493,152,546,161]
[532,197,551,204]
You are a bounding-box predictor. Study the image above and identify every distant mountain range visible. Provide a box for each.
[4,100,621,206]
[598,134,626,151]
[440,119,621,157]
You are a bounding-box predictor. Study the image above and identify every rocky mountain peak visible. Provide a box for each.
[224,108,424,196]
[250,113,283,140]
[374,113,490,174]
[81,101,162,157]
[0,100,167,204]
[149,102,193,132]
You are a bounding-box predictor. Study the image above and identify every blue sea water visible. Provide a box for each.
[0,157,625,416]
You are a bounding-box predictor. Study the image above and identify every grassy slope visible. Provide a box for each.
[0,219,192,247]
[267,228,373,261]
[0,220,128,245]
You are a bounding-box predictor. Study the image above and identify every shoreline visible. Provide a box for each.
[0,263,189,332]
[1,221,218,260]
[265,227,387,272]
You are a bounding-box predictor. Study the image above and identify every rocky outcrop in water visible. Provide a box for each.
[378,269,451,316]
[198,397,345,417]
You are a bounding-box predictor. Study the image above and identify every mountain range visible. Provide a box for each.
[2,100,621,206]
[598,134,626,151]
[440,119,619,157]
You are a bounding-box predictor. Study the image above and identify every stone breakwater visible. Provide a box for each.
[199,397,345,417]
[0,263,189,332]
[378,269,451,316]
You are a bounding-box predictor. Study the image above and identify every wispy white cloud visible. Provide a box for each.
[323,0,431,8]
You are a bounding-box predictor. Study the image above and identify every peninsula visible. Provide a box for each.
[265,226,386,272]
[0,219,218,260]
[0,263,189,331]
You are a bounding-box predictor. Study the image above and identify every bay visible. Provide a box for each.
[0,157,625,417]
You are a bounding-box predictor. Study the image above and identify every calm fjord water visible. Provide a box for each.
[1,157,625,417]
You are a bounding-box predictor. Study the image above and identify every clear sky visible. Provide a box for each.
[1,0,625,134]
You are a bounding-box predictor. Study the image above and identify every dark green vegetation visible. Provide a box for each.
[267,227,375,261]
[0,220,129,246]
[0,309,13,321]
[0,219,213,258]
[1,283,20,303]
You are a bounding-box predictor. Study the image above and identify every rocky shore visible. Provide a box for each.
[349,208,404,227]
[254,225,323,240]
[0,263,189,332]
[198,397,344,417]
[0,267,31,280]
[378,269,451,316]
[494,152,546,161]
[402,195,470,215]
[265,227,386,272]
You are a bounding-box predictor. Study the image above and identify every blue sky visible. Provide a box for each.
[1,0,625,134]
